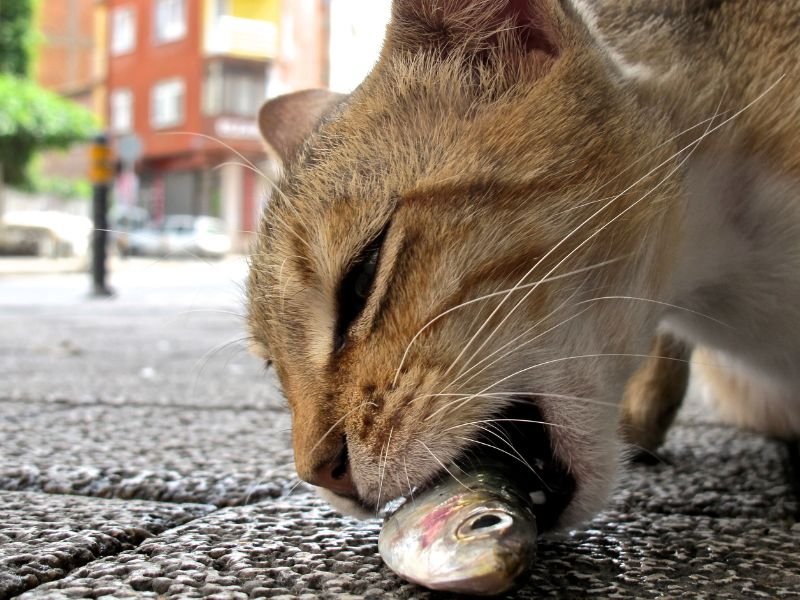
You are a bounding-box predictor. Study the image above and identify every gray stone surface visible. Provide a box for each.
[1,261,798,598]
[0,491,213,598]
[0,401,297,506]
[13,496,800,599]
[0,305,280,410]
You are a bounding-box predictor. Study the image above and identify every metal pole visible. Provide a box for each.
[90,134,113,297]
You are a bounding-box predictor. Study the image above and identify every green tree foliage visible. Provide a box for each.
[0,0,96,188]
[0,0,37,77]
[0,75,96,186]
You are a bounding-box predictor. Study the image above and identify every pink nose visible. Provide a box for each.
[303,443,358,498]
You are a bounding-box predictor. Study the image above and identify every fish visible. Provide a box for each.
[378,465,540,596]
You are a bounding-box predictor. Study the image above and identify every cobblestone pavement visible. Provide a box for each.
[1,258,798,598]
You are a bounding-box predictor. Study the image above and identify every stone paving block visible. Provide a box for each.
[2,287,798,598]
[0,491,213,599]
[616,424,799,520]
[0,401,301,507]
[18,494,800,600]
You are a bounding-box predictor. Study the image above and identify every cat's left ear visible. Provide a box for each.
[258,89,347,164]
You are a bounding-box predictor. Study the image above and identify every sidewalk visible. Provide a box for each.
[1,265,798,598]
[0,256,87,276]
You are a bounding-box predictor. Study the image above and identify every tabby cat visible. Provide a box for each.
[247,0,800,529]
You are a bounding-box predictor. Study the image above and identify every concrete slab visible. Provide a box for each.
[0,491,213,599]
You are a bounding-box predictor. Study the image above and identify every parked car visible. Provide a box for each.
[110,206,149,257]
[0,211,92,260]
[127,215,231,259]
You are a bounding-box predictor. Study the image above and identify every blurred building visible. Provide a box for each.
[34,0,393,252]
[104,0,281,251]
[268,0,329,96]
[35,0,104,186]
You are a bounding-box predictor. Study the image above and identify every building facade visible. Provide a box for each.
[35,0,392,251]
[35,0,103,187]
[104,0,280,250]
[267,0,329,97]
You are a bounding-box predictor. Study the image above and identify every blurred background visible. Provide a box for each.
[0,0,394,415]
[0,0,392,271]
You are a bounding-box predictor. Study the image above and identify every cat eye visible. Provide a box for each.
[354,249,379,299]
[335,225,389,352]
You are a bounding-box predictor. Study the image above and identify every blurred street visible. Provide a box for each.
[0,256,250,307]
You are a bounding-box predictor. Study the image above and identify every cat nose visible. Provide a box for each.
[304,439,358,498]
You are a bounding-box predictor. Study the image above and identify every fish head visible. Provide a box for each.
[378,473,538,595]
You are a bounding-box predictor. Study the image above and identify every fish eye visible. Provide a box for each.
[335,224,389,351]
[471,514,502,529]
[457,510,514,539]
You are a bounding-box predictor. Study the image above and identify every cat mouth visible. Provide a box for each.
[425,396,576,531]
[331,398,576,526]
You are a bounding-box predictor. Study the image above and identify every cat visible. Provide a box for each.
[247,0,800,529]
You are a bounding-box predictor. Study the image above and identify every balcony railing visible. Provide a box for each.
[205,16,277,59]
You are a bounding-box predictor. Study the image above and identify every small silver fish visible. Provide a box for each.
[378,467,539,596]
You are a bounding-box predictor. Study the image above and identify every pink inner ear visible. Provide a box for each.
[496,0,560,56]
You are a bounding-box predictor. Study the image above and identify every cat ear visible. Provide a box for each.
[258,89,347,163]
[387,0,582,61]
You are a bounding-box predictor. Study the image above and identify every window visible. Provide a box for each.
[212,0,230,20]
[203,61,266,117]
[154,0,187,43]
[110,89,134,133]
[203,62,224,115]
[150,79,185,129]
[111,7,136,55]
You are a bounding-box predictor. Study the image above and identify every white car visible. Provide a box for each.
[0,211,92,260]
[128,215,231,259]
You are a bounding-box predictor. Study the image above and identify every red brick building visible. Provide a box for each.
[104,0,284,250]
[35,0,101,186]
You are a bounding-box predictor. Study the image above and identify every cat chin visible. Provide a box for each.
[316,487,375,520]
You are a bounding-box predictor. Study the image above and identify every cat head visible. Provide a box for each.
[248,0,681,528]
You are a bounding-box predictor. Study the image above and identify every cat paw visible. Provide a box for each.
[620,333,692,455]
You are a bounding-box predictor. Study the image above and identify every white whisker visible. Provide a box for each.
[440,98,728,382]
[444,418,588,436]
[418,440,472,491]
[391,258,623,387]
[448,288,592,391]
[403,455,416,507]
[576,295,734,329]
[376,428,393,516]
[459,352,690,410]
[454,435,545,486]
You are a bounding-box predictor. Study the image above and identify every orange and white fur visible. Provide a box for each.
[247,0,800,529]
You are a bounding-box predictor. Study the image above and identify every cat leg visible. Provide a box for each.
[693,348,800,439]
[620,332,692,455]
